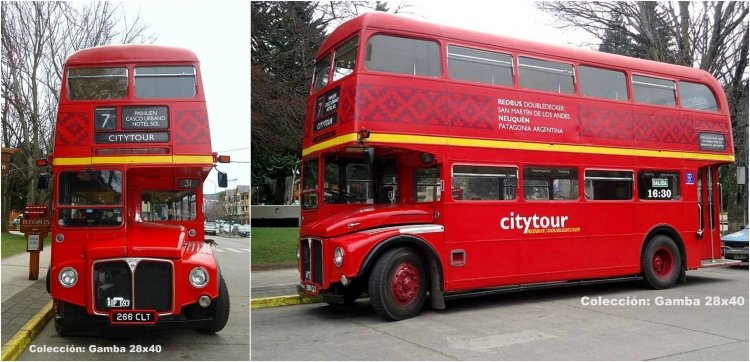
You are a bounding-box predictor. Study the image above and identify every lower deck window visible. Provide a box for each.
[452,165,517,201]
[523,166,578,201]
[585,170,633,200]
[416,167,441,202]
[638,171,680,200]
[141,191,197,221]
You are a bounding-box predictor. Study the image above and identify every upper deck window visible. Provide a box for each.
[679,81,718,112]
[333,36,359,81]
[579,66,627,101]
[632,75,676,106]
[519,57,574,94]
[135,66,196,99]
[313,56,331,92]
[448,45,513,86]
[67,67,127,100]
[365,35,440,77]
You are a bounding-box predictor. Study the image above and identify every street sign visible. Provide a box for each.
[21,205,50,281]
[27,234,41,252]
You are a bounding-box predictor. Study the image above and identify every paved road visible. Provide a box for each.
[19,235,249,361]
[252,265,748,360]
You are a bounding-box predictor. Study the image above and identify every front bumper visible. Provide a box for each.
[723,247,749,261]
[56,299,217,330]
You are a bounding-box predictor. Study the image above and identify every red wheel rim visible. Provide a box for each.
[652,247,674,278]
[391,262,420,306]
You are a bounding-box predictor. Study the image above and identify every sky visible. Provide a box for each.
[121,1,596,196]
[127,1,250,195]
[405,1,598,48]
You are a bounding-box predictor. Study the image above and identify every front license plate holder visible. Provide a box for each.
[302,282,318,293]
[109,310,158,325]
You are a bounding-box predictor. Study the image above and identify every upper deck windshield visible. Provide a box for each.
[312,36,359,93]
[67,65,197,100]
[68,67,127,100]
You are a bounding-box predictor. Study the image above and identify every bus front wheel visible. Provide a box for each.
[368,247,427,321]
[642,235,682,289]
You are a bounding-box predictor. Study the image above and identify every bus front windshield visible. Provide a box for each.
[57,170,123,227]
[324,156,397,205]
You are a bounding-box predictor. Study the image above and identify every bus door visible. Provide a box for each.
[697,166,722,261]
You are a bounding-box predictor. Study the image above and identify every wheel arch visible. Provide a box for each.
[358,234,444,296]
[641,224,686,273]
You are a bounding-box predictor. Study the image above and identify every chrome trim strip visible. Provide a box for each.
[359,224,445,235]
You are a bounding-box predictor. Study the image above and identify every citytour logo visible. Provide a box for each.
[499,212,581,234]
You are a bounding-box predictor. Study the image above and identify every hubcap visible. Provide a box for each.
[391,262,420,306]
[652,247,674,278]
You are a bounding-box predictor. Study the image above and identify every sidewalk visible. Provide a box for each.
[251,268,299,298]
[1,232,52,345]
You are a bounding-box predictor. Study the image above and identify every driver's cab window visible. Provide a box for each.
[415,167,441,202]
[324,157,373,204]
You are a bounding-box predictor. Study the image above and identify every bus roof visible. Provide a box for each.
[65,44,199,65]
[319,12,717,85]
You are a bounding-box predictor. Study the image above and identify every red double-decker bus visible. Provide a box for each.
[298,13,738,320]
[41,45,231,333]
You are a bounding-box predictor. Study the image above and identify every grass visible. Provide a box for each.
[251,227,300,270]
[1,233,51,258]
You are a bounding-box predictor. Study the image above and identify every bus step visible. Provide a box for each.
[701,259,742,268]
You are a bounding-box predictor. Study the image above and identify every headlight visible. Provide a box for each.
[58,267,78,288]
[189,267,209,288]
[334,247,344,267]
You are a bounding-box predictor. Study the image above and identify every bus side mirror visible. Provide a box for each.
[37,173,49,190]
[363,147,374,165]
[217,171,228,188]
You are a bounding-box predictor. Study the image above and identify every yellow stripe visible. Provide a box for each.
[302,132,735,162]
[53,155,214,166]
[172,155,215,164]
[301,133,359,157]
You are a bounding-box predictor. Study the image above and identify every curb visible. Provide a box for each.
[250,295,321,310]
[1,300,53,361]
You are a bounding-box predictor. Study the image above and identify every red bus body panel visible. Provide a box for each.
[300,14,733,298]
[49,45,219,320]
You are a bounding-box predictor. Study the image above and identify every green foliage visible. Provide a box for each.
[250,227,300,269]
[1,233,50,258]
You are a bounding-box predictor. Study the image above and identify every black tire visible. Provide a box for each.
[199,277,230,334]
[642,235,682,289]
[54,317,70,337]
[368,247,427,321]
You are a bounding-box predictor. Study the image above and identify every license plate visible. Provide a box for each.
[303,283,318,293]
[109,310,157,325]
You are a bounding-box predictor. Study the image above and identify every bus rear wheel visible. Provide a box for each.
[642,235,682,289]
[368,247,427,321]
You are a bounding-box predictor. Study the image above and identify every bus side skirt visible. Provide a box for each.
[443,275,643,301]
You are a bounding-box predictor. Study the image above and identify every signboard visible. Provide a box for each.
[698,132,726,151]
[94,132,169,144]
[179,179,200,189]
[95,108,117,130]
[313,87,339,132]
[122,106,169,129]
[26,234,41,252]
[20,205,51,234]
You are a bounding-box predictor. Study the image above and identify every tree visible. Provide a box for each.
[538,1,749,230]
[0,2,154,232]
[251,1,409,204]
